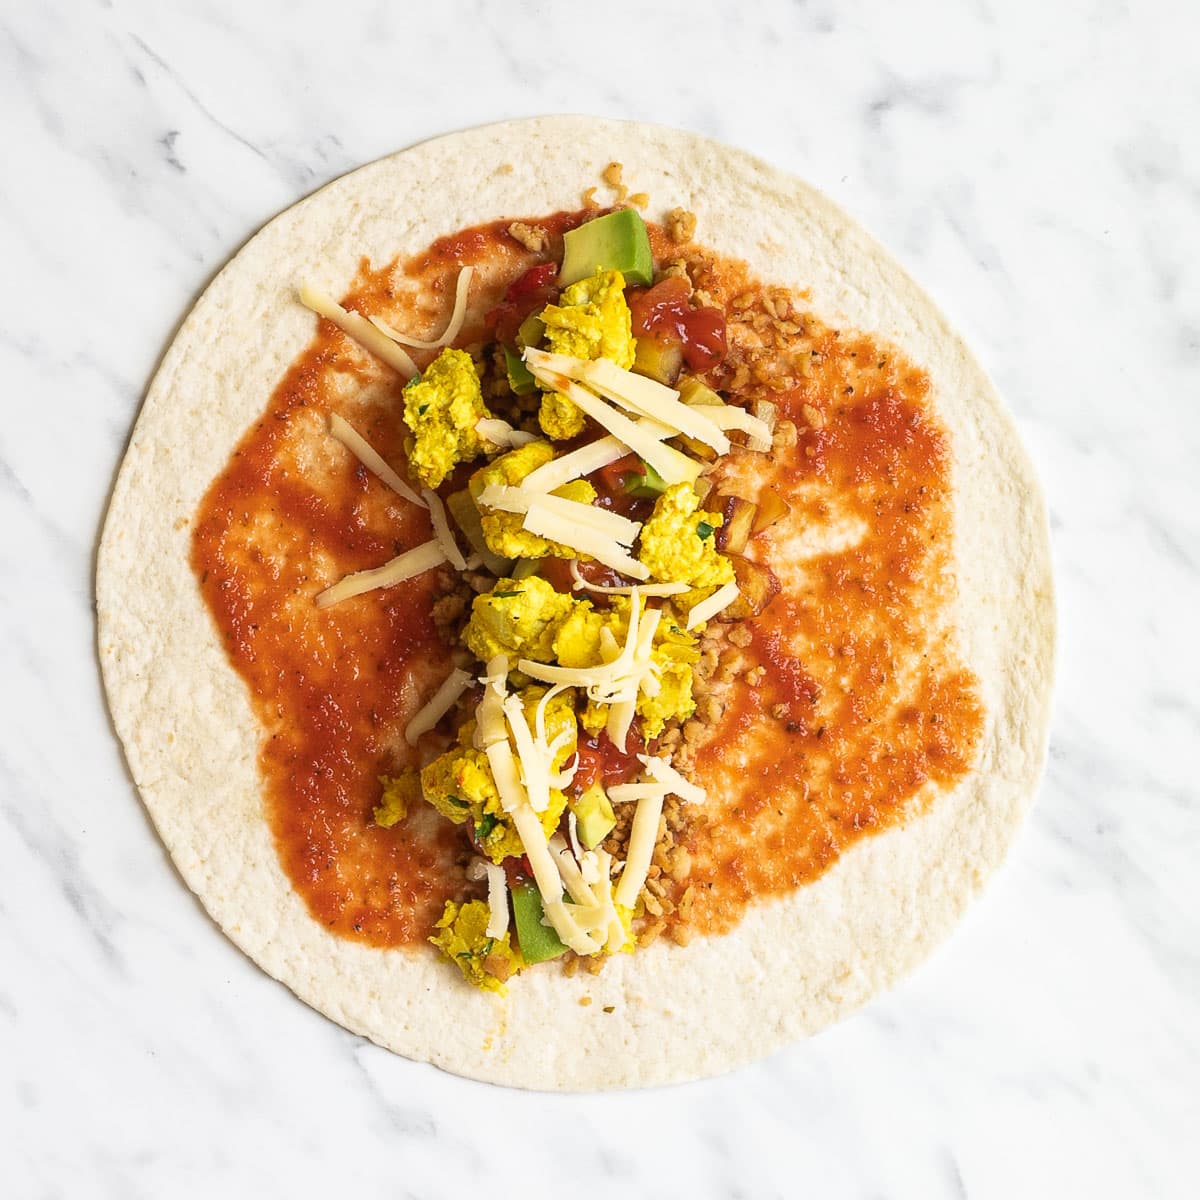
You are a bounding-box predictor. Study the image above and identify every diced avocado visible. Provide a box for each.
[504,347,536,395]
[560,208,654,288]
[632,336,684,386]
[570,783,617,850]
[445,489,513,577]
[509,557,542,580]
[623,460,668,499]
[512,884,568,963]
[677,375,723,407]
[516,313,545,349]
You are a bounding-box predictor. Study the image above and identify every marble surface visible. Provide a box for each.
[3,0,1197,1195]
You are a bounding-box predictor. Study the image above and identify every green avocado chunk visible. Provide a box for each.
[623,460,668,499]
[560,208,654,287]
[504,346,536,394]
[570,783,617,850]
[512,884,568,963]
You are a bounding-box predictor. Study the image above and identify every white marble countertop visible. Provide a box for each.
[3,1,1197,1196]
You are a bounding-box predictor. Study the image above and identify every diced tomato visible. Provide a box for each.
[538,557,576,593]
[570,728,646,796]
[504,261,558,301]
[502,854,535,887]
[571,742,604,795]
[484,262,560,343]
[628,276,727,371]
[594,452,641,494]
[539,556,627,595]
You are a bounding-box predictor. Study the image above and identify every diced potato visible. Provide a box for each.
[675,433,719,462]
[713,494,757,555]
[692,475,715,505]
[751,487,790,535]
[677,376,723,407]
[633,337,684,386]
[723,556,781,620]
[446,490,512,576]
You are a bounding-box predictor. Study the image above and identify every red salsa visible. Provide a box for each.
[190,211,983,949]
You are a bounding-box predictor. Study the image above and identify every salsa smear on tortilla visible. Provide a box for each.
[192,187,983,990]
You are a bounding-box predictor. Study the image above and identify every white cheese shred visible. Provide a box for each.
[477,484,642,546]
[568,559,687,597]
[483,860,509,938]
[520,506,650,579]
[548,834,598,907]
[523,351,702,485]
[314,539,446,609]
[404,667,472,745]
[368,265,474,350]
[684,580,740,629]
[467,857,510,939]
[639,753,708,805]
[613,791,665,910]
[299,285,418,379]
[572,357,731,453]
[475,418,537,449]
[421,488,467,570]
[689,404,773,452]
[520,435,630,493]
[519,588,646,697]
[475,657,601,955]
[328,414,425,507]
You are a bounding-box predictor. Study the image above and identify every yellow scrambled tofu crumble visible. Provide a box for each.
[403,348,495,488]
[538,269,636,439]
[429,900,523,993]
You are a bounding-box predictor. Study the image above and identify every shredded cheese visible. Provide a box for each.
[567,811,584,864]
[689,404,773,451]
[520,436,629,493]
[752,398,779,450]
[548,834,598,907]
[475,658,601,955]
[593,850,627,951]
[476,417,537,449]
[571,357,731,453]
[328,414,425,507]
[613,791,664,910]
[503,695,552,814]
[483,860,509,938]
[519,506,650,579]
[467,857,510,939]
[477,484,641,546]
[684,579,740,628]
[568,559,687,596]
[299,285,418,379]
[314,539,446,609]
[420,488,467,571]
[639,754,708,805]
[605,601,662,750]
[610,756,706,806]
[367,266,474,350]
[404,667,472,745]
[520,590,660,754]
[524,352,702,485]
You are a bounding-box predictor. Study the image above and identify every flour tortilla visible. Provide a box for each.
[97,116,1054,1090]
